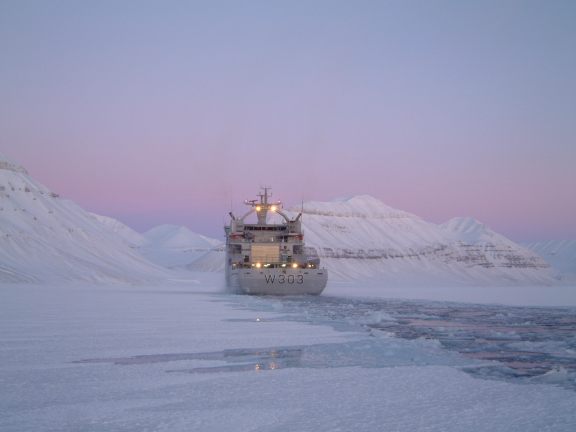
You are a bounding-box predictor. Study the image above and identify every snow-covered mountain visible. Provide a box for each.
[0,154,168,283]
[90,213,147,248]
[144,224,220,250]
[522,240,576,282]
[188,195,554,286]
[141,224,222,268]
[0,151,559,287]
[258,195,552,286]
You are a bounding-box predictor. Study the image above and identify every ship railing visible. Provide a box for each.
[228,235,303,244]
[230,262,318,270]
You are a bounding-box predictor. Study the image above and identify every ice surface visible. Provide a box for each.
[327,280,576,307]
[2,280,576,432]
[245,295,576,390]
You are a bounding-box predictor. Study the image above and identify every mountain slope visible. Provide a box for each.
[522,240,576,282]
[91,213,147,248]
[266,195,554,285]
[141,224,222,268]
[0,154,168,284]
[144,224,221,250]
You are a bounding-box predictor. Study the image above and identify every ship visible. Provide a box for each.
[225,188,328,295]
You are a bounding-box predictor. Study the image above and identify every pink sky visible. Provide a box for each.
[1,1,575,240]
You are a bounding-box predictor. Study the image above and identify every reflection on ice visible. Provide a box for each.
[75,347,303,369]
[76,337,469,375]
[75,346,306,374]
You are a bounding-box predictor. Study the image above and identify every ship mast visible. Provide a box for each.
[241,187,278,224]
[256,187,271,224]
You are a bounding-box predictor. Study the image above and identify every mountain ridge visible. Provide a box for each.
[0,152,563,286]
[0,155,168,283]
[271,195,553,285]
[188,194,557,286]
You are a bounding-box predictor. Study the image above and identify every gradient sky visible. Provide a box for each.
[1,0,575,241]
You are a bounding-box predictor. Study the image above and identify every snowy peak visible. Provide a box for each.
[0,152,28,175]
[141,224,222,268]
[441,217,487,234]
[291,194,416,220]
[144,224,220,250]
[280,195,553,285]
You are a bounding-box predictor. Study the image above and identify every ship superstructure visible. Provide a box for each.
[225,188,327,295]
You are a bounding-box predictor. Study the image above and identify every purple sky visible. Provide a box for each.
[1,0,575,241]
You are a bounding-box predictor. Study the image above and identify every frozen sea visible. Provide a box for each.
[1,277,576,432]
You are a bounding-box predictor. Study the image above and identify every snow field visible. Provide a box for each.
[1,282,576,432]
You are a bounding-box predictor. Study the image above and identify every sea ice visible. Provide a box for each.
[1,281,576,432]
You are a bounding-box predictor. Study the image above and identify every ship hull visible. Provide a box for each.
[226,267,327,296]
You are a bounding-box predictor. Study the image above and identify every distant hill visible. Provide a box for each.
[141,224,222,268]
[0,153,169,283]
